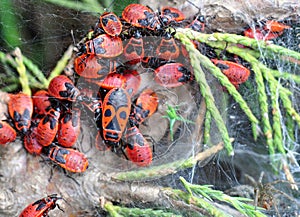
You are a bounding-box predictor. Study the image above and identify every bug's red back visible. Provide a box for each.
[102,88,131,146]
[99,12,122,36]
[47,145,88,173]
[8,92,33,133]
[130,89,158,126]
[85,34,123,58]
[36,109,60,147]
[48,75,80,102]
[0,121,16,145]
[154,63,192,87]
[125,126,152,167]
[19,194,61,217]
[57,109,81,148]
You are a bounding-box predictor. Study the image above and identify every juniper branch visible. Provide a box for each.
[175,32,234,155]
[23,56,48,88]
[177,29,300,62]
[179,177,267,217]
[169,189,231,217]
[104,202,182,217]
[175,32,260,141]
[271,69,300,84]
[113,141,224,181]
[203,111,212,145]
[13,48,31,95]
[249,60,274,154]
[215,45,298,156]
[0,84,18,92]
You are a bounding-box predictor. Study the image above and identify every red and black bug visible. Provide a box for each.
[19,194,63,217]
[45,145,89,173]
[129,88,158,127]
[32,90,56,115]
[122,4,161,31]
[36,108,60,147]
[123,30,144,64]
[57,108,81,148]
[0,120,17,145]
[8,92,33,133]
[74,53,117,79]
[84,34,123,58]
[100,71,127,91]
[125,126,152,167]
[101,87,131,147]
[160,6,185,25]
[154,63,192,87]
[121,69,141,97]
[187,15,205,32]
[156,32,180,60]
[264,20,290,32]
[243,28,282,41]
[211,59,250,88]
[97,12,122,37]
[23,119,43,155]
[48,75,80,102]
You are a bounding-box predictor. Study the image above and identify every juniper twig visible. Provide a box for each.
[104,201,181,217]
[179,177,267,217]
[23,56,48,89]
[113,140,224,181]
[177,29,300,62]
[203,111,212,145]
[175,32,234,155]
[13,48,31,95]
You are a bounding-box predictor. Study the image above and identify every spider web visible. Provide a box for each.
[0,0,300,216]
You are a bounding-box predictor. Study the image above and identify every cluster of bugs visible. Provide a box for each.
[0,4,291,173]
[1,4,291,173]
[0,75,88,173]
[72,4,205,167]
[0,3,293,217]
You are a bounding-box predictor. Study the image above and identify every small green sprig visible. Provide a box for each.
[13,48,31,95]
[271,68,300,84]
[169,189,231,217]
[203,111,212,145]
[0,45,72,93]
[22,55,48,88]
[179,177,267,217]
[249,57,274,154]
[0,49,49,93]
[104,201,181,217]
